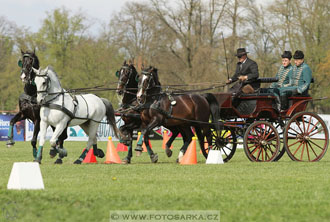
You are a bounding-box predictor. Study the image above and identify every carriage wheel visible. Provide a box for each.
[207,128,237,162]
[244,121,280,162]
[284,112,329,162]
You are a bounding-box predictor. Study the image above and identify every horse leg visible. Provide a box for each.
[122,130,134,164]
[164,127,180,157]
[74,122,99,164]
[47,123,67,164]
[177,127,193,163]
[34,120,48,164]
[143,132,158,163]
[31,118,40,158]
[6,112,24,147]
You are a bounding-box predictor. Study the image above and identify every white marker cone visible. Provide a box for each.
[206,150,224,164]
[7,162,44,190]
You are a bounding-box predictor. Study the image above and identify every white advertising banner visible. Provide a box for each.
[25,117,125,141]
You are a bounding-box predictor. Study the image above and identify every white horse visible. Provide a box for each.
[33,66,120,164]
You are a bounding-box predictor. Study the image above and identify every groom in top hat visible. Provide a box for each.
[226,48,260,94]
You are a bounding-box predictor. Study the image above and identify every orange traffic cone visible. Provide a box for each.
[104,137,122,164]
[83,148,97,163]
[180,137,197,165]
[162,130,173,149]
[200,139,209,154]
[116,143,128,152]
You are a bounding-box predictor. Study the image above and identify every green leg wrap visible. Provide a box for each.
[33,147,37,158]
[36,146,43,160]
[8,125,13,138]
[146,144,153,155]
[137,134,143,146]
[78,149,88,161]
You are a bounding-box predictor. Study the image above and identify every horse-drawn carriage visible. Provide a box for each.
[209,87,328,162]
[131,67,329,163]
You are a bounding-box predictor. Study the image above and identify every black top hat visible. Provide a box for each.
[235,48,249,57]
[293,50,304,59]
[281,51,292,59]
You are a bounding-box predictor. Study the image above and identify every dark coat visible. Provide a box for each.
[230,57,260,90]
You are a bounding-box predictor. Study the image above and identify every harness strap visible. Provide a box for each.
[44,103,75,119]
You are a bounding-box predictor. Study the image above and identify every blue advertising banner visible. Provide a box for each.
[0,114,25,141]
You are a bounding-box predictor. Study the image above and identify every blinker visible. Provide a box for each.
[18,59,23,68]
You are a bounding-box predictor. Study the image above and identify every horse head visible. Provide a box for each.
[137,66,159,105]
[116,60,138,96]
[33,66,62,105]
[19,49,40,83]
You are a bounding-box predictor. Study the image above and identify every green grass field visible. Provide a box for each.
[0,140,330,222]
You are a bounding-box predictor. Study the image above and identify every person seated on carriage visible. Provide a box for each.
[268,51,293,111]
[274,50,312,111]
[226,48,260,95]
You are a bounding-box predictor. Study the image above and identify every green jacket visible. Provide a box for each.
[270,64,293,88]
[289,62,312,94]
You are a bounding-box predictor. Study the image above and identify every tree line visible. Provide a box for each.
[0,0,329,112]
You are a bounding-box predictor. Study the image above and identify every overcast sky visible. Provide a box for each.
[0,0,271,35]
[0,0,135,33]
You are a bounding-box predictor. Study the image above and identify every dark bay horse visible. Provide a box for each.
[7,50,68,164]
[136,66,221,160]
[116,61,190,163]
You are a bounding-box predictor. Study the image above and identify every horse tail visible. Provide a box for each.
[203,93,220,129]
[100,98,121,139]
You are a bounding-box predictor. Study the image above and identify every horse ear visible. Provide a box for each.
[32,67,40,75]
[128,59,132,65]
[141,63,144,70]
[21,49,24,55]
[33,48,36,54]
[123,60,127,65]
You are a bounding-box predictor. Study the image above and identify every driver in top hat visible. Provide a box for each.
[226,48,260,94]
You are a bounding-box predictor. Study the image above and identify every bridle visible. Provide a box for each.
[137,69,156,104]
[118,65,133,90]
[21,53,36,83]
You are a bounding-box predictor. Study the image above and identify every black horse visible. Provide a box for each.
[116,61,191,163]
[7,50,68,164]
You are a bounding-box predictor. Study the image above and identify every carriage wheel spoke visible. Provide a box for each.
[293,142,303,156]
[302,116,307,134]
[289,126,302,136]
[307,120,319,135]
[306,116,312,134]
[309,128,325,137]
[307,141,319,157]
[294,120,304,134]
[308,139,325,151]
[300,143,305,161]
[288,139,302,148]
[306,142,311,161]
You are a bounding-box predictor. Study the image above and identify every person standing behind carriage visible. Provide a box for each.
[276,50,312,110]
[226,48,260,94]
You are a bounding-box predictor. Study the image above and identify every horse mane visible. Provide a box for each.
[151,66,161,86]
[45,66,63,89]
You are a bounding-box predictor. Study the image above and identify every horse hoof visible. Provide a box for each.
[135,146,143,152]
[165,147,173,157]
[150,153,158,163]
[136,151,142,157]
[73,159,82,164]
[58,148,68,158]
[49,148,58,158]
[122,157,131,164]
[54,159,63,164]
[33,159,41,164]
[6,141,15,147]
[96,149,105,158]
